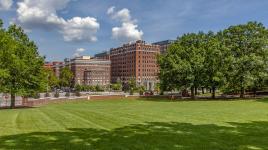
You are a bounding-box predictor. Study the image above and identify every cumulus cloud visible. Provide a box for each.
[0,0,13,11]
[62,17,99,42]
[73,48,86,57]
[76,48,86,52]
[16,0,100,42]
[108,6,143,43]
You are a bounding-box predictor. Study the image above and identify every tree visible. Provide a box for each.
[222,22,268,98]
[44,68,59,91]
[0,22,47,108]
[111,81,122,91]
[128,78,137,95]
[59,66,73,88]
[158,32,206,99]
[203,31,228,98]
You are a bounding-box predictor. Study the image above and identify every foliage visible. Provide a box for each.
[45,92,50,97]
[138,86,145,95]
[221,22,268,98]
[75,84,83,92]
[158,21,268,98]
[75,91,81,97]
[158,32,206,99]
[59,67,73,88]
[111,82,122,91]
[65,92,71,97]
[95,85,104,92]
[0,20,47,108]
[128,78,137,95]
[54,92,60,98]
[44,68,59,90]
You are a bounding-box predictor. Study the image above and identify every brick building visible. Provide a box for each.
[51,62,64,77]
[44,62,53,70]
[65,56,111,86]
[153,40,175,54]
[94,51,110,60]
[110,40,160,90]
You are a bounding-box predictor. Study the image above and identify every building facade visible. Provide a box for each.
[94,51,110,60]
[153,40,175,54]
[110,40,160,90]
[66,56,111,86]
[51,62,64,78]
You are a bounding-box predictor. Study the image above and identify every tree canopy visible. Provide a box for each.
[59,66,73,88]
[158,21,268,98]
[0,20,47,108]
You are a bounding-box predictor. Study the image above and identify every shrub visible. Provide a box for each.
[111,83,122,91]
[139,86,145,95]
[33,93,40,99]
[95,85,104,92]
[75,84,82,92]
[75,91,81,97]
[54,92,60,98]
[65,92,70,97]
[130,88,134,95]
[45,93,50,97]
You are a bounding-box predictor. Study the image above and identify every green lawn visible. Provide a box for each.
[0,98,268,150]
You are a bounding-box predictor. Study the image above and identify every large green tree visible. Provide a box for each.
[0,21,47,108]
[202,31,229,98]
[222,22,268,98]
[59,66,73,88]
[44,68,59,91]
[158,32,206,99]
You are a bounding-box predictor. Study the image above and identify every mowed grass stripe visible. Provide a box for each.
[42,106,109,130]
[61,100,180,124]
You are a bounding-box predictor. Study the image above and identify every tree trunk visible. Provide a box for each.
[202,87,204,94]
[194,86,198,95]
[240,87,245,98]
[253,88,257,98]
[191,86,195,99]
[212,86,216,99]
[10,92,16,109]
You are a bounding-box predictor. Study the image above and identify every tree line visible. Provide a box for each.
[158,22,268,99]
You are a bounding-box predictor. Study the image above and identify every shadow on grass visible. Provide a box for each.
[0,106,35,110]
[138,96,268,103]
[0,121,268,150]
[256,98,268,103]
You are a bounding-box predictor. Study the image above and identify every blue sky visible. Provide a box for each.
[0,0,268,61]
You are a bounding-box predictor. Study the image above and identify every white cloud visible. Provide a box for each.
[62,17,99,42]
[16,0,100,42]
[107,6,115,15]
[0,0,13,11]
[76,48,85,53]
[112,23,143,42]
[73,48,86,57]
[108,6,143,43]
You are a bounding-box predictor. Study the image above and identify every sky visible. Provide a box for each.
[0,0,268,61]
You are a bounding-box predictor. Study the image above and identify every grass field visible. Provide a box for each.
[0,98,268,150]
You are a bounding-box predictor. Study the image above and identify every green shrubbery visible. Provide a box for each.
[54,92,60,98]
[74,84,106,92]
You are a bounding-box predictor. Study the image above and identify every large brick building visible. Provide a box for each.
[94,51,110,60]
[64,56,111,86]
[110,40,160,90]
[51,62,64,78]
